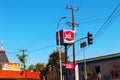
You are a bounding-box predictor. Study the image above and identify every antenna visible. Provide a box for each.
[0,41,4,50]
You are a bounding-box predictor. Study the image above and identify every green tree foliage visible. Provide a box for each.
[27,65,36,72]
[47,50,65,72]
[27,63,49,80]
[35,63,48,80]
[35,63,45,72]
[16,53,27,70]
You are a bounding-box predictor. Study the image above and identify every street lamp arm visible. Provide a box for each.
[57,16,66,28]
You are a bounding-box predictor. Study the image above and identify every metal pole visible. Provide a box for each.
[57,16,66,80]
[65,44,68,80]
[83,48,87,80]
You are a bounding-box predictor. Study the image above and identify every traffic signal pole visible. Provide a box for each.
[83,47,87,80]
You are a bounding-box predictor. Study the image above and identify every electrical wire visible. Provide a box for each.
[22,26,57,49]
[67,2,120,60]
[94,2,120,41]
[7,2,120,57]
[27,44,56,53]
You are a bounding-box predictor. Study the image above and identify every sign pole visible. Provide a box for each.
[65,44,68,80]
[83,47,87,80]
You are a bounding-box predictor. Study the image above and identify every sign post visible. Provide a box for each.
[56,29,75,80]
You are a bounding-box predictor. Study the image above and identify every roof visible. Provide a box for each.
[76,53,120,64]
[0,50,9,63]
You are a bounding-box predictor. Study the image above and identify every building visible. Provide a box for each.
[76,53,120,80]
[0,50,40,80]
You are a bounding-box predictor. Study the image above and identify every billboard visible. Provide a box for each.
[2,63,20,71]
[56,29,75,45]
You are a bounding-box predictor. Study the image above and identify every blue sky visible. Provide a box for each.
[0,0,120,67]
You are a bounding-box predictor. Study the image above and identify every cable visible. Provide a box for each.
[27,44,56,53]
[95,10,120,41]
[6,44,56,54]
[7,51,20,54]
[94,2,120,40]
[67,3,120,59]
[23,26,57,49]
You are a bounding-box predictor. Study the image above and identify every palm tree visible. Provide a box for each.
[16,53,27,70]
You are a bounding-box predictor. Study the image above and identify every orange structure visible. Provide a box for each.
[0,70,40,80]
[0,50,40,80]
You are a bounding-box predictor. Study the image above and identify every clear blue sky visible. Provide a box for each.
[0,0,120,67]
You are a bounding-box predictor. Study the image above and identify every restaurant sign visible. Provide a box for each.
[2,63,20,71]
[56,29,75,45]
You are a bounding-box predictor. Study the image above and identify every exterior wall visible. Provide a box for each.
[53,53,120,80]
[78,57,120,80]
[0,70,40,80]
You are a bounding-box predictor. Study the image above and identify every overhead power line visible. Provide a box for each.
[94,2,120,40]
[67,2,120,60]
[7,44,56,54]
[27,44,56,53]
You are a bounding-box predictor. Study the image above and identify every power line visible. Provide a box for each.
[7,51,20,54]
[94,2,120,40]
[95,11,120,41]
[7,44,56,54]
[23,26,57,49]
[27,44,56,53]
[66,3,120,60]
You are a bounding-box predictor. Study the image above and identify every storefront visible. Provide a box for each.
[0,50,40,80]
[76,53,120,80]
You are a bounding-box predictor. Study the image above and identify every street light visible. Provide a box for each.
[57,16,66,80]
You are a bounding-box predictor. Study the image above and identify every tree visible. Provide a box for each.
[35,63,48,80]
[27,65,36,72]
[46,50,66,80]
[16,53,27,70]
[47,50,65,72]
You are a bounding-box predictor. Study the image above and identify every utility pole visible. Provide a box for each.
[66,6,79,80]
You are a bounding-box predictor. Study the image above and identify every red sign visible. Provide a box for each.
[56,29,75,45]
[63,63,74,69]
[64,30,74,41]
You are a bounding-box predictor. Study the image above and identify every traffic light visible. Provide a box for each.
[87,32,93,45]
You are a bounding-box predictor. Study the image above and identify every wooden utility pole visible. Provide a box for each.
[66,6,79,80]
